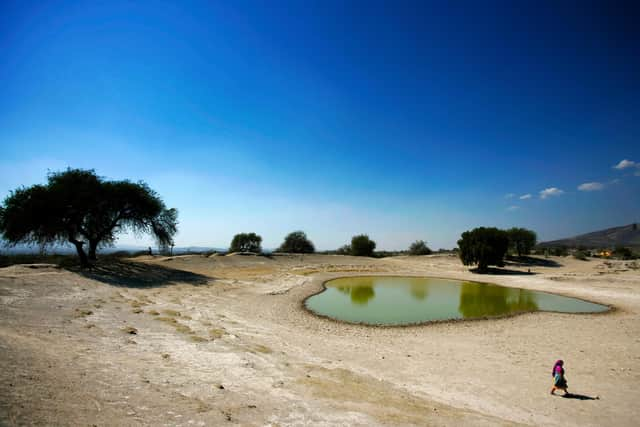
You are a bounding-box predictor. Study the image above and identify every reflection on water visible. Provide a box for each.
[410,280,429,300]
[458,282,538,317]
[305,276,608,326]
[350,285,375,305]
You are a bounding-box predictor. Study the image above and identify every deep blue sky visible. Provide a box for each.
[1,1,639,250]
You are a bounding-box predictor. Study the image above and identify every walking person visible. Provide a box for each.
[550,359,568,395]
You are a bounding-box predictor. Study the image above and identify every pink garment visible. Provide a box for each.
[552,359,564,377]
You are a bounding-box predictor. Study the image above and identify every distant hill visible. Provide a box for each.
[539,223,640,249]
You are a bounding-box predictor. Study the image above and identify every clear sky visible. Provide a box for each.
[1,1,639,250]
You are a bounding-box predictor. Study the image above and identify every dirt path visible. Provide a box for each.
[1,254,639,426]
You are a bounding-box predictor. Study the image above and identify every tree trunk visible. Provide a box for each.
[477,261,488,273]
[70,238,89,268]
[88,239,98,261]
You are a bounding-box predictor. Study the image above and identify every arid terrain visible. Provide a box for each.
[1,253,639,426]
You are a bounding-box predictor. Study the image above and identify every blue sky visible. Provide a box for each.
[1,1,639,250]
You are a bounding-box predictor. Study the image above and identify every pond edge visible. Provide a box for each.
[300,273,616,328]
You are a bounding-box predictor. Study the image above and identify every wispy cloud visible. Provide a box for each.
[613,159,637,170]
[504,193,515,199]
[539,187,564,199]
[519,194,532,200]
[577,182,604,191]
[507,205,519,211]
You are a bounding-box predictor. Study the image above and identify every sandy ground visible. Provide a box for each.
[1,253,639,426]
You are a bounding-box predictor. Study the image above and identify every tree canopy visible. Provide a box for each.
[457,227,509,273]
[229,232,262,253]
[506,227,537,257]
[350,234,376,257]
[408,240,432,255]
[0,168,178,267]
[277,231,315,253]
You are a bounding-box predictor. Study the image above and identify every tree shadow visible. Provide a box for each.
[505,256,562,268]
[72,260,212,288]
[469,267,536,275]
[561,392,599,400]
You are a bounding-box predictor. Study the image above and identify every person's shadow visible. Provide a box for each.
[562,393,599,400]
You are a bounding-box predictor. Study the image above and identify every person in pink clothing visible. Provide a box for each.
[550,360,568,395]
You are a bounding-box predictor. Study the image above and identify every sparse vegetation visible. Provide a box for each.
[408,240,432,255]
[545,246,569,257]
[229,232,262,253]
[209,328,225,339]
[612,246,634,260]
[335,244,352,255]
[573,250,589,260]
[277,231,315,253]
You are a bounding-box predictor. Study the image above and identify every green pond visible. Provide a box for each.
[304,276,608,325]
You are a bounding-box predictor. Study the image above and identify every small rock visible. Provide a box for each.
[218,384,225,390]
[122,326,138,335]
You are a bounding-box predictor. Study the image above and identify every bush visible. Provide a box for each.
[612,246,634,260]
[457,227,509,273]
[277,231,315,253]
[350,235,376,257]
[229,233,262,253]
[408,240,432,255]
[546,246,569,257]
[335,244,351,255]
[573,250,588,261]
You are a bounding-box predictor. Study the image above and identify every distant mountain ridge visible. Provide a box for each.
[539,223,640,248]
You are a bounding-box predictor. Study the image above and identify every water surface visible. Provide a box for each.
[305,276,608,325]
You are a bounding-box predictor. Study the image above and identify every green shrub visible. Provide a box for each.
[573,250,588,261]
[408,240,432,255]
[277,231,315,253]
[350,235,376,257]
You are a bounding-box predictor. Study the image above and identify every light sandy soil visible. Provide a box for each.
[1,253,639,426]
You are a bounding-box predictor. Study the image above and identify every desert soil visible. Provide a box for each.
[1,253,639,426]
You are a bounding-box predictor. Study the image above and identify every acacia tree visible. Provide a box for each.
[506,227,537,257]
[350,234,376,257]
[0,169,178,267]
[229,232,262,253]
[457,227,509,273]
[278,231,315,253]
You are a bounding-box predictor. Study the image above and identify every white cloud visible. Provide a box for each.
[539,187,564,199]
[613,159,636,170]
[578,182,604,191]
[504,193,515,199]
[507,205,519,211]
[519,194,532,200]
